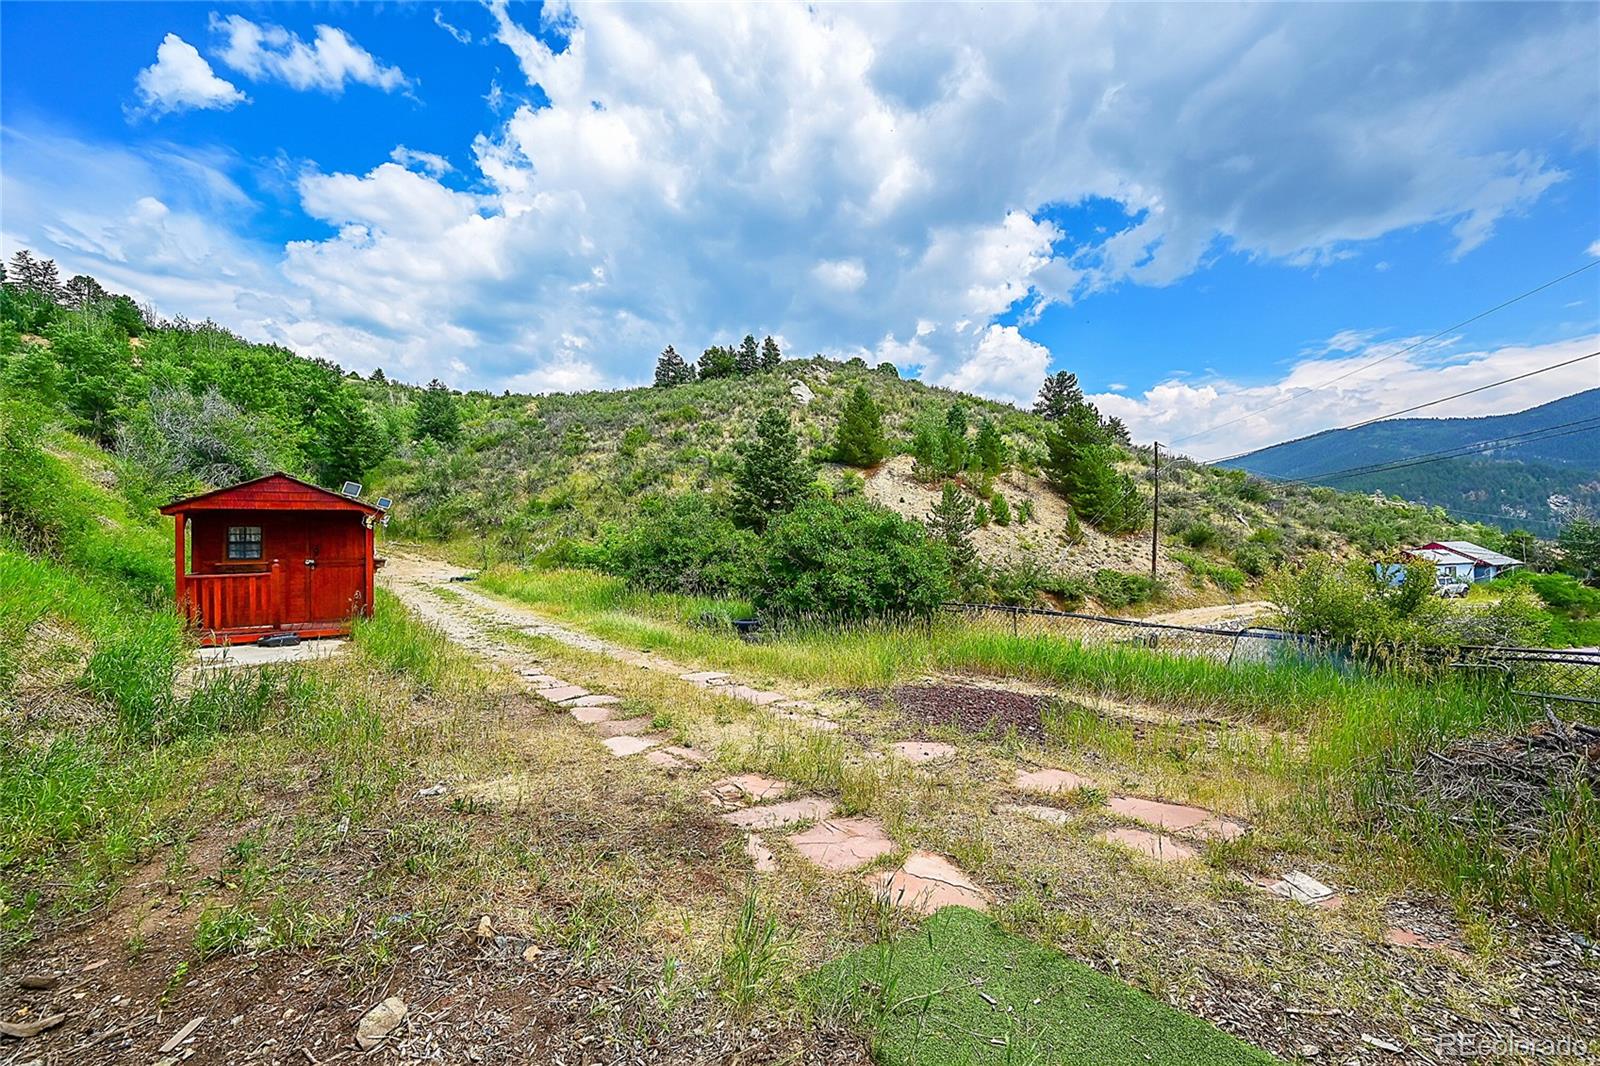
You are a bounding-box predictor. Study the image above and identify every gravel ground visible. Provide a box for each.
[851,683,1061,742]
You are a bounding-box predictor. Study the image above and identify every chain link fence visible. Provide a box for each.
[944,602,1600,711]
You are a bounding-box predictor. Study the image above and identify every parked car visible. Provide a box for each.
[1435,577,1470,598]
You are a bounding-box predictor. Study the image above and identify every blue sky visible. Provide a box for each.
[2,1,1597,455]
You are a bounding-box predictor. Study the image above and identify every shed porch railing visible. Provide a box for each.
[181,561,282,633]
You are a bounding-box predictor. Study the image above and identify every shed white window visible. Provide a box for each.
[227,526,263,560]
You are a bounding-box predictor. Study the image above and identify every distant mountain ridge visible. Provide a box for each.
[1220,389,1600,532]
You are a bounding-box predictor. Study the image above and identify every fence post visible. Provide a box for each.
[1011,607,1018,638]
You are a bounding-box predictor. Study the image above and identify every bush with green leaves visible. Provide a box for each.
[602,495,758,597]
[990,492,1011,526]
[753,497,951,619]
[1090,569,1159,609]
[1179,520,1219,549]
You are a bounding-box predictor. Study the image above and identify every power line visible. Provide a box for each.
[1201,350,1599,465]
[1270,415,1600,484]
[1278,421,1600,487]
[1164,259,1600,448]
[1072,357,1598,537]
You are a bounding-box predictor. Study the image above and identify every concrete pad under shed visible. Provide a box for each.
[1014,768,1096,794]
[1098,826,1197,864]
[891,741,957,764]
[721,797,835,830]
[786,817,896,871]
[867,851,988,915]
[195,639,349,669]
[602,734,666,757]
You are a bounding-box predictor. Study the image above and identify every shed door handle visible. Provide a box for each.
[304,558,317,568]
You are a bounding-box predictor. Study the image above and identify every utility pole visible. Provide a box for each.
[1150,441,1160,579]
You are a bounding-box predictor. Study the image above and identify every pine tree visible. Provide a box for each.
[108,295,146,337]
[31,258,62,304]
[654,345,694,387]
[736,334,761,375]
[1033,370,1084,421]
[760,335,782,372]
[973,418,1004,474]
[63,274,107,310]
[990,492,1011,526]
[699,345,737,379]
[1105,415,1131,445]
[732,407,813,530]
[875,362,899,378]
[941,404,969,472]
[833,384,888,467]
[927,482,977,578]
[6,250,37,292]
[414,378,461,445]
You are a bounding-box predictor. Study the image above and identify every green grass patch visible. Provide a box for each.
[811,907,1278,1065]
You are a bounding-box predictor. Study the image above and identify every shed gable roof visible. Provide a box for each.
[159,473,382,516]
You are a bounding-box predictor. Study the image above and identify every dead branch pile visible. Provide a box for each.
[1394,712,1600,845]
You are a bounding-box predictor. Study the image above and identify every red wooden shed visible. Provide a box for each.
[161,473,384,645]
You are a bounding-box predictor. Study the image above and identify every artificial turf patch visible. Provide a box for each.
[811,907,1280,1065]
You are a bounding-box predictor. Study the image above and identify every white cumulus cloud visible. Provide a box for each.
[14,2,1600,408]
[132,33,247,117]
[210,14,411,94]
[813,259,867,292]
[1091,333,1600,459]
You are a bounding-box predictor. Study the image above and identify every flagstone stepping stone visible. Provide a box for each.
[663,745,709,765]
[867,851,988,915]
[1015,768,1096,794]
[1098,826,1197,864]
[787,817,896,871]
[1000,803,1074,827]
[704,774,789,809]
[744,833,777,873]
[569,706,618,725]
[1384,927,1464,958]
[891,740,958,764]
[592,715,655,737]
[602,734,667,757]
[774,710,840,731]
[539,685,590,704]
[563,694,622,707]
[1105,795,1247,840]
[724,685,787,706]
[518,671,564,686]
[680,671,729,684]
[721,796,835,830]
[644,749,690,770]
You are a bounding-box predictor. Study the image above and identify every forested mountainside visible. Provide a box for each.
[1,249,1524,608]
[1222,390,1600,533]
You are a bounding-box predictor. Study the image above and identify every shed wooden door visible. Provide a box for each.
[307,516,367,622]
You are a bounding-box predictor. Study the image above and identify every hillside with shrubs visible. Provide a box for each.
[5,248,1596,633]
